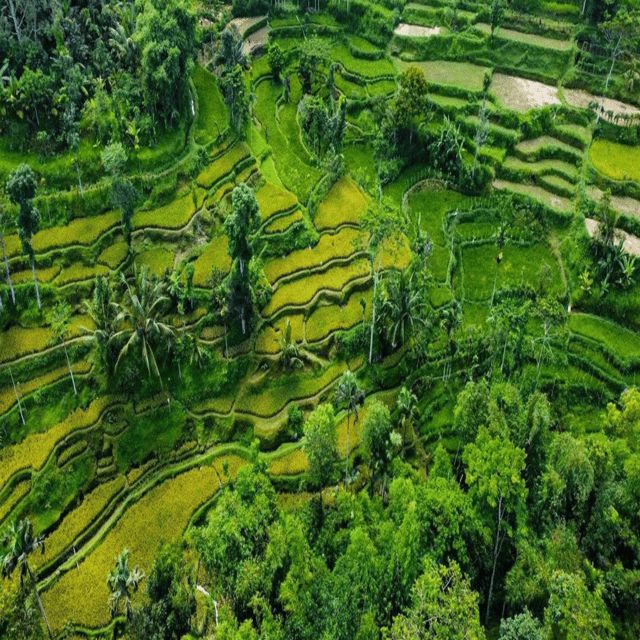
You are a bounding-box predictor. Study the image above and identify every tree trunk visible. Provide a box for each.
[63,342,77,395]
[10,367,25,425]
[369,268,378,364]
[7,0,22,43]
[31,255,41,311]
[28,565,53,639]
[345,411,350,486]
[485,495,504,624]
[581,0,588,16]
[1,231,15,304]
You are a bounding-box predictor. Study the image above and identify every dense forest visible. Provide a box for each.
[1,0,640,639]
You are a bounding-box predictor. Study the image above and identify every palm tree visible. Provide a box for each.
[396,385,418,443]
[85,275,119,372]
[335,371,364,485]
[0,211,16,305]
[109,266,174,382]
[1,518,53,638]
[279,319,304,369]
[108,549,144,620]
[383,270,428,349]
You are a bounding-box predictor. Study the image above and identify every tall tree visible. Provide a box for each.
[389,559,486,640]
[50,302,78,395]
[1,518,52,638]
[0,209,15,306]
[6,164,41,310]
[101,143,137,246]
[85,275,118,374]
[335,371,364,485]
[303,403,338,488]
[463,428,527,623]
[134,0,197,128]
[220,65,250,134]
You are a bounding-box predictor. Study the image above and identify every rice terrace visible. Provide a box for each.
[1,0,640,638]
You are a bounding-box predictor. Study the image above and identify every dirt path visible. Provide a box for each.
[394,23,441,37]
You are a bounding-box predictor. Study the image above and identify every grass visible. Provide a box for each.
[0,325,54,363]
[515,135,582,159]
[192,235,232,287]
[264,209,304,233]
[0,397,116,491]
[330,44,395,78]
[0,362,91,416]
[256,182,299,220]
[263,258,371,316]
[569,313,640,363]
[135,247,174,277]
[55,263,109,286]
[461,242,564,300]
[4,212,121,260]
[235,360,357,417]
[306,289,373,342]
[474,23,573,51]
[314,177,369,230]
[264,227,367,283]
[408,187,472,246]
[97,241,128,269]
[590,140,640,183]
[193,66,228,145]
[132,192,203,231]
[255,315,305,355]
[196,143,251,188]
[253,78,321,202]
[503,156,578,182]
[394,58,490,93]
[493,179,573,213]
[42,455,245,631]
[34,476,126,569]
[267,447,308,476]
[114,404,186,471]
[0,479,31,524]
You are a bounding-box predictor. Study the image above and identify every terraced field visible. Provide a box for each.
[2,4,640,637]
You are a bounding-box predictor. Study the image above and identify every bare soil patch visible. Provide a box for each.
[491,73,560,112]
[394,23,441,37]
[564,88,640,123]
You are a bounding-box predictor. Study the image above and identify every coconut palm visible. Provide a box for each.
[279,319,304,369]
[109,266,174,381]
[383,270,428,349]
[0,210,16,306]
[1,518,53,638]
[335,371,364,485]
[108,549,144,620]
[85,275,119,373]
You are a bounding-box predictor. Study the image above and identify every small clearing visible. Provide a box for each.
[564,88,640,123]
[394,23,442,37]
[242,25,271,55]
[491,73,560,112]
[228,16,265,36]
[587,186,640,220]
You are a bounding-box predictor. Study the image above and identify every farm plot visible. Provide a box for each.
[42,456,245,631]
[132,192,204,231]
[263,259,371,316]
[493,179,573,213]
[306,288,373,343]
[564,88,640,122]
[491,73,560,112]
[569,313,640,364]
[264,227,367,284]
[193,235,232,287]
[192,66,227,145]
[589,140,640,183]
[314,177,369,230]
[460,242,565,300]
[474,23,573,51]
[257,182,298,220]
[394,58,490,93]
